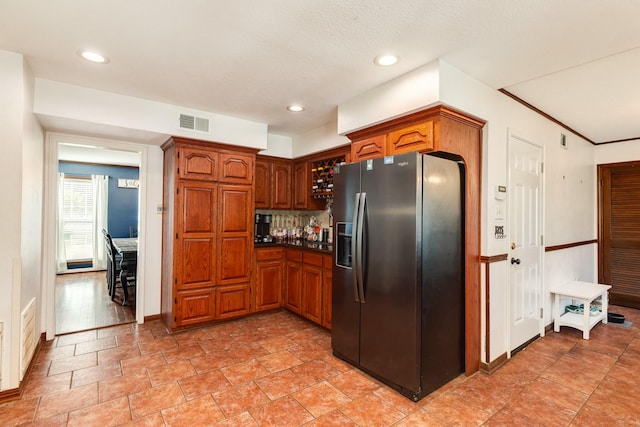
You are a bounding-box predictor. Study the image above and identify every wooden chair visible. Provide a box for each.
[105,233,121,298]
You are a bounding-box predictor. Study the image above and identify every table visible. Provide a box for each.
[111,238,138,306]
[550,281,611,339]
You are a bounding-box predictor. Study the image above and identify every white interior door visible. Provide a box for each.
[508,133,543,353]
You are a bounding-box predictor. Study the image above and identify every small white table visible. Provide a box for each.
[550,281,611,339]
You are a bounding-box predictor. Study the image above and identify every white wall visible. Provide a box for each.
[34,79,269,150]
[595,139,640,164]
[292,116,350,159]
[260,133,293,158]
[0,51,44,390]
[142,145,164,316]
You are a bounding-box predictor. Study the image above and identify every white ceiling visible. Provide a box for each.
[2,0,639,144]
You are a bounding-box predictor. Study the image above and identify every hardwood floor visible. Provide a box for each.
[55,271,135,335]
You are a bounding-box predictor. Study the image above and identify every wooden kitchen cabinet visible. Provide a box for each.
[386,120,434,155]
[322,254,332,329]
[293,160,322,210]
[301,265,323,324]
[219,150,254,185]
[284,248,303,314]
[348,119,436,162]
[161,136,257,332]
[351,135,385,162]
[272,160,292,209]
[254,159,271,208]
[174,288,216,326]
[179,146,219,181]
[254,156,292,209]
[301,251,323,324]
[218,184,252,285]
[216,284,251,319]
[255,247,284,312]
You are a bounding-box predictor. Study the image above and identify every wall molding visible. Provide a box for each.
[0,333,45,404]
[480,352,507,374]
[480,253,508,367]
[545,239,597,252]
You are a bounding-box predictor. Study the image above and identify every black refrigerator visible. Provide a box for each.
[331,152,464,401]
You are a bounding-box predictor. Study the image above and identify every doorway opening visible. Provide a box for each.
[44,134,146,337]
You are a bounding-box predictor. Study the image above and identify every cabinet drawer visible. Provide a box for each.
[303,251,323,267]
[285,248,303,262]
[386,121,434,155]
[323,254,332,270]
[256,247,284,261]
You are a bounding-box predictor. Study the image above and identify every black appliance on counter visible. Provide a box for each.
[254,214,272,243]
[332,152,464,401]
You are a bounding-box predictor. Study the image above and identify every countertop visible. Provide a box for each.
[254,240,333,254]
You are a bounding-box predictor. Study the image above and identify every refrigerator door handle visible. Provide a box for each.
[352,192,361,302]
[356,192,366,303]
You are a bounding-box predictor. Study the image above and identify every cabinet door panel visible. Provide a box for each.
[219,186,252,233]
[177,182,216,290]
[272,161,292,209]
[218,237,250,284]
[181,184,216,234]
[179,147,218,181]
[180,238,215,288]
[302,265,322,324]
[386,121,434,155]
[175,288,216,326]
[219,151,254,184]
[285,261,302,314]
[256,260,283,311]
[254,160,271,208]
[216,284,251,319]
[351,135,385,161]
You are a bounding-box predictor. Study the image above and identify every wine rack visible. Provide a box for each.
[310,155,345,199]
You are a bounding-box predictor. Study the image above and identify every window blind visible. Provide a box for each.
[62,177,94,261]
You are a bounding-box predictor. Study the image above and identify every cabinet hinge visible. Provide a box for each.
[176,187,179,194]
[177,151,180,159]
[174,316,177,322]
[174,278,177,284]
[176,233,179,240]
[540,307,543,319]
[174,297,177,304]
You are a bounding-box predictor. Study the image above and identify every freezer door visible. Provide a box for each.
[331,162,361,364]
[359,154,421,393]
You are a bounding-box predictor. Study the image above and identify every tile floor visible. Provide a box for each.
[1,305,639,426]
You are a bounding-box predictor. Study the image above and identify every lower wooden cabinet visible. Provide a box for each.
[255,247,284,312]
[301,265,322,323]
[322,254,332,329]
[253,246,332,329]
[175,288,216,327]
[216,284,251,319]
[284,251,303,314]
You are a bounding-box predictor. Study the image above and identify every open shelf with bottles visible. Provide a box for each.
[310,155,346,199]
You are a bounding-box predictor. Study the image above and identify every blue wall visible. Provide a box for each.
[58,162,139,238]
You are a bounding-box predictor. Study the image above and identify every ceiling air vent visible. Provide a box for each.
[178,113,210,133]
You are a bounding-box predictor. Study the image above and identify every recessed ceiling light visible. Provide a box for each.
[374,54,399,66]
[79,50,109,64]
[287,104,305,112]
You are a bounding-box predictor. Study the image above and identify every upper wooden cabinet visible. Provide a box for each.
[179,147,219,181]
[349,117,436,162]
[272,161,292,209]
[255,156,292,209]
[293,160,322,210]
[219,151,254,185]
[386,120,434,155]
[254,159,271,208]
[351,135,385,162]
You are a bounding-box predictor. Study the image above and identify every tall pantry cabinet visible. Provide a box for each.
[161,137,256,332]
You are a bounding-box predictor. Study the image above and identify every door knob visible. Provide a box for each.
[511,257,521,265]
